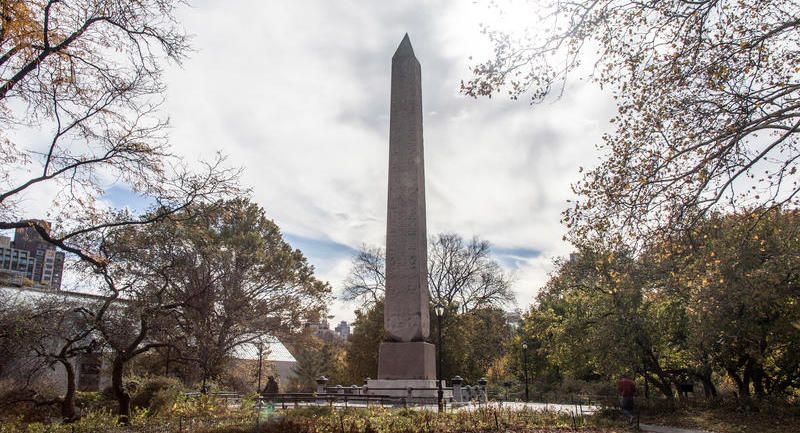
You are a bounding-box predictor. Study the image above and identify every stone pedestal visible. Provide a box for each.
[378,341,436,380]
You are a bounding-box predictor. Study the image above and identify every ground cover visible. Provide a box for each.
[0,404,629,433]
[260,406,624,433]
[640,407,798,433]
[636,400,800,433]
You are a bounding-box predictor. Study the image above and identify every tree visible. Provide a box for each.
[343,233,514,313]
[343,301,384,384]
[291,348,328,392]
[0,0,238,269]
[0,291,101,420]
[530,247,678,398]
[464,0,800,246]
[158,198,330,381]
[342,301,513,385]
[669,209,800,397]
[518,209,800,400]
[342,246,384,306]
[95,198,331,418]
[438,307,512,382]
[93,294,173,423]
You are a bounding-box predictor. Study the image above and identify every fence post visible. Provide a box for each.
[316,376,329,395]
[478,377,488,404]
[451,376,463,403]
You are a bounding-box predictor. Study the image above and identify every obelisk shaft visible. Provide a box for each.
[384,34,430,343]
[377,34,435,381]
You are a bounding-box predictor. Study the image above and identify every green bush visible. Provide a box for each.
[130,376,184,414]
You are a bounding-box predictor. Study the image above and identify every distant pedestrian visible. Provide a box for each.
[262,376,279,396]
[617,374,636,424]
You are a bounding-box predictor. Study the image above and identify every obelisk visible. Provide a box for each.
[376,34,436,381]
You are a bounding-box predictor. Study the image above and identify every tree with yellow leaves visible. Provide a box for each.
[465,0,800,247]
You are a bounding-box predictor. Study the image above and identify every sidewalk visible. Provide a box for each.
[456,401,599,415]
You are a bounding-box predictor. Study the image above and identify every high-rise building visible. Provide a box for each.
[334,321,351,340]
[0,235,36,285]
[4,221,66,290]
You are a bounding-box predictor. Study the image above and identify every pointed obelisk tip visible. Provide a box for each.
[393,33,415,58]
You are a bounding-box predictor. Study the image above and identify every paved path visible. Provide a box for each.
[455,401,599,415]
[639,423,716,433]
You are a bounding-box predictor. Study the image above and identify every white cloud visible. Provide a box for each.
[159,0,615,323]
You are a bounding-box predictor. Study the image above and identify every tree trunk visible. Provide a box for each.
[752,364,766,397]
[111,356,131,424]
[699,374,717,398]
[727,366,750,398]
[647,372,674,399]
[58,359,77,421]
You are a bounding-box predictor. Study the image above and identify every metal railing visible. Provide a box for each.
[259,392,412,408]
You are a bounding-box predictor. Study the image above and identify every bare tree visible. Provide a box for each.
[0,4,240,419]
[463,0,800,246]
[0,0,239,269]
[92,292,175,424]
[428,233,515,313]
[342,233,515,313]
[0,291,101,420]
[341,245,385,306]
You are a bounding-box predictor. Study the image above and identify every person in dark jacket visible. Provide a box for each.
[262,376,279,396]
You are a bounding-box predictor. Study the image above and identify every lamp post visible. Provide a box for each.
[200,348,209,394]
[165,346,171,377]
[434,302,445,412]
[256,341,264,393]
[522,342,529,402]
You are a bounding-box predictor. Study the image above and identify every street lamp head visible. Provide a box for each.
[522,342,528,350]
[434,302,444,318]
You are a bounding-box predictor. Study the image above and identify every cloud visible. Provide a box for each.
[160,0,616,322]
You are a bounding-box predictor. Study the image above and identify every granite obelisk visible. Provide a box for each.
[376,34,436,381]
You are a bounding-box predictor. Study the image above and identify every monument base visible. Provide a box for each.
[365,379,452,401]
[377,341,436,380]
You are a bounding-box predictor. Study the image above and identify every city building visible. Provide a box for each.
[0,235,36,285]
[334,320,351,340]
[0,222,66,290]
[303,320,340,343]
[505,310,522,330]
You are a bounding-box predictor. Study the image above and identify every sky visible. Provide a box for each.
[142,0,618,324]
[6,0,617,324]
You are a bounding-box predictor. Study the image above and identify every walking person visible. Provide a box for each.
[617,374,636,424]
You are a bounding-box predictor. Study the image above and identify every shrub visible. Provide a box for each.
[131,376,184,414]
[171,393,231,418]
